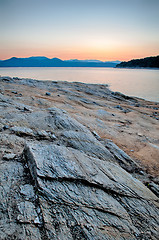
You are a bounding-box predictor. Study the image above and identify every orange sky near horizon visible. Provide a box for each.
[0,0,159,61]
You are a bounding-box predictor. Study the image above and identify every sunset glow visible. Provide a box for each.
[0,0,159,61]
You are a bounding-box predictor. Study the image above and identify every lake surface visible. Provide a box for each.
[0,67,159,102]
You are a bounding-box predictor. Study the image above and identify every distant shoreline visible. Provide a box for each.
[0,66,159,70]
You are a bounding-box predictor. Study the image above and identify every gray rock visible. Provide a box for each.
[1,79,159,239]
[25,143,157,200]
[114,105,123,110]
[50,133,57,140]
[0,76,13,82]
[3,125,9,130]
[24,142,159,239]
[97,109,112,116]
[24,106,32,111]
[45,92,51,96]
[0,122,4,131]
[92,130,101,139]
[0,133,25,156]
[17,201,39,223]
[20,184,35,199]
[80,98,99,105]
[36,130,50,139]
[112,91,135,101]
[104,139,140,172]
[3,153,16,160]
[61,130,114,161]
[148,182,159,197]
[0,161,42,240]
[10,126,34,136]
[49,108,88,132]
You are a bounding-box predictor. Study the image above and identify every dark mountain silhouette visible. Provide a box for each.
[0,56,119,67]
[116,55,159,69]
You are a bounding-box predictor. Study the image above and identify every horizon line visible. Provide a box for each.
[0,54,159,62]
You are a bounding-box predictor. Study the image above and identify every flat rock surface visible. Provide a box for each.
[0,76,159,239]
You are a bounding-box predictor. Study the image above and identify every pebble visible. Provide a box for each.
[137,133,143,137]
[135,103,140,107]
[3,125,9,130]
[34,216,41,224]
[50,134,57,140]
[24,106,32,111]
[92,130,100,139]
[46,92,51,96]
[115,105,123,110]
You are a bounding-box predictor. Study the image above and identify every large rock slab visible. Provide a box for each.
[61,130,114,161]
[0,161,42,240]
[25,143,156,200]
[24,142,159,239]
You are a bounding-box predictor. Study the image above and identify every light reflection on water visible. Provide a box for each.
[0,67,159,102]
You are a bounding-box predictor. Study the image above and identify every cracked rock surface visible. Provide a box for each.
[0,76,159,239]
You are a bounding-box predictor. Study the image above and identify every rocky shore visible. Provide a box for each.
[0,76,159,239]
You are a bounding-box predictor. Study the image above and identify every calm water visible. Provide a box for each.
[0,67,159,102]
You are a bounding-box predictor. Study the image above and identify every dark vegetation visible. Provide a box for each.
[116,55,159,69]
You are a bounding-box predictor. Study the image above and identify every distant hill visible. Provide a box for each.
[0,56,119,68]
[116,55,159,69]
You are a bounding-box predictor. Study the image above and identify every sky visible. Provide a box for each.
[0,0,159,61]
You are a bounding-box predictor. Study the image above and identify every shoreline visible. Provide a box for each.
[0,76,159,178]
[0,76,159,239]
[1,67,159,103]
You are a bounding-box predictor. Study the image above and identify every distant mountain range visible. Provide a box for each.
[0,56,120,68]
[116,55,159,69]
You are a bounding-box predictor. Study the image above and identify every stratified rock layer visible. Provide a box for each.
[0,76,159,239]
[24,140,159,240]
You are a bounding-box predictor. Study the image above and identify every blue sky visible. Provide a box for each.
[0,0,159,60]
